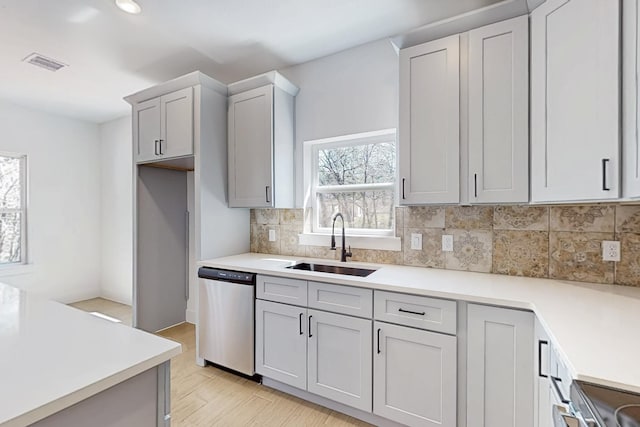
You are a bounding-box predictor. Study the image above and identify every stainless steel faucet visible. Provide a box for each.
[330,213,352,262]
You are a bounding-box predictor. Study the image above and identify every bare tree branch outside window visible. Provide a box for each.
[0,155,25,264]
[313,133,396,233]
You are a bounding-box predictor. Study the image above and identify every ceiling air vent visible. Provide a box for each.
[22,53,67,72]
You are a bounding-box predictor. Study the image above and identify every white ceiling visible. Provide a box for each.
[0,0,502,123]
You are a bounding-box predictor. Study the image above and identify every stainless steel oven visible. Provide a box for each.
[551,380,640,427]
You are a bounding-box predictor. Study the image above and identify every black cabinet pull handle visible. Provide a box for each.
[402,178,406,199]
[308,315,313,338]
[474,173,478,198]
[154,139,159,155]
[265,186,270,204]
[550,376,570,404]
[377,328,381,354]
[398,308,425,316]
[538,340,548,378]
[602,158,610,191]
[299,313,304,335]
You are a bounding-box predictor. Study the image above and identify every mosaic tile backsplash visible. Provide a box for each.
[250,205,640,286]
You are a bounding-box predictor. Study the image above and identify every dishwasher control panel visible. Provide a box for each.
[198,267,255,284]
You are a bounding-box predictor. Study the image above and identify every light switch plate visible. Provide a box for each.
[602,240,620,262]
[268,229,276,242]
[442,235,454,252]
[410,233,422,250]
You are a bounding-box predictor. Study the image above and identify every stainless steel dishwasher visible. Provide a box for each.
[198,267,256,376]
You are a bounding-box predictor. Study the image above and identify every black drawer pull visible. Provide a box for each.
[398,308,425,316]
[602,158,610,191]
[308,315,313,338]
[299,313,304,335]
[538,340,548,378]
[377,328,381,354]
[550,376,570,404]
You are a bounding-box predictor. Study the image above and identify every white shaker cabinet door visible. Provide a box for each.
[228,85,274,208]
[624,0,640,199]
[467,304,534,427]
[373,321,456,427]
[255,299,307,390]
[160,87,193,159]
[307,309,372,412]
[134,97,161,163]
[399,35,460,205]
[531,0,620,202]
[534,319,552,427]
[468,15,529,203]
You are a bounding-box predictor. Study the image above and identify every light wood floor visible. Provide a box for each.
[69,298,372,426]
[159,323,373,427]
[68,297,132,326]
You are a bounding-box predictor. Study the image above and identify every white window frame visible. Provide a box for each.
[303,128,397,238]
[0,152,27,266]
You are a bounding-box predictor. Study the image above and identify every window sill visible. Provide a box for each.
[0,263,34,277]
[298,233,402,252]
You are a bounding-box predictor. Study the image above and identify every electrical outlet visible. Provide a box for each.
[411,233,422,250]
[442,235,454,252]
[602,240,620,262]
[268,229,276,242]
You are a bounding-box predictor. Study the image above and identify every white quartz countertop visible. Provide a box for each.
[199,253,640,394]
[0,283,182,427]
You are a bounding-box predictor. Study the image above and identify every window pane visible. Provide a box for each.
[318,142,395,186]
[317,190,394,230]
[0,212,21,263]
[0,156,21,209]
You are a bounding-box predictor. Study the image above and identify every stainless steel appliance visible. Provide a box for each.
[552,380,640,427]
[568,382,640,427]
[198,267,256,376]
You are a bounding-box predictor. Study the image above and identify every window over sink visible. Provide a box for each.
[304,129,396,237]
[0,153,27,265]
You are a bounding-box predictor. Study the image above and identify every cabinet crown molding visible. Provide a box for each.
[124,71,227,105]
[390,0,531,50]
[228,70,299,97]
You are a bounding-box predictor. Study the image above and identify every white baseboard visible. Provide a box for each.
[186,309,197,324]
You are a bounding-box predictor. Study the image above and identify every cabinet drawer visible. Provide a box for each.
[308,282,373,318]
[257,275,307,306]
[374,290,456,334]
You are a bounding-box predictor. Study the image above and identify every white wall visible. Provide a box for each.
[0,100,101,302]
[280,39,399,206]
[99,116,133,305]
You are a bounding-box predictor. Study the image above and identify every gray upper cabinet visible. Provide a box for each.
[623,0,640,199]
[399,34,460,205]
[400,15,529,206]
[228,72,297,208]
[133,87,194,164]
[530,0,620,202]
[468,15,529,203]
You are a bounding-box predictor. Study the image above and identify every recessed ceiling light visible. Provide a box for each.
[115,0,141,14]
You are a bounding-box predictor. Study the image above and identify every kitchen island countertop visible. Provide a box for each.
[200,252,640,394]
[0,283,181,427]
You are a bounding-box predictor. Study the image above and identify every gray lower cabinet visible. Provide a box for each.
[255,299,307,390]
[255,297,373,412]
[308,309,372,412]
[535,318,553,427]
[466,304,534,427]
[373,321,457,427]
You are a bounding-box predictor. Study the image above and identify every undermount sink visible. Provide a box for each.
[286,262,377,277]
